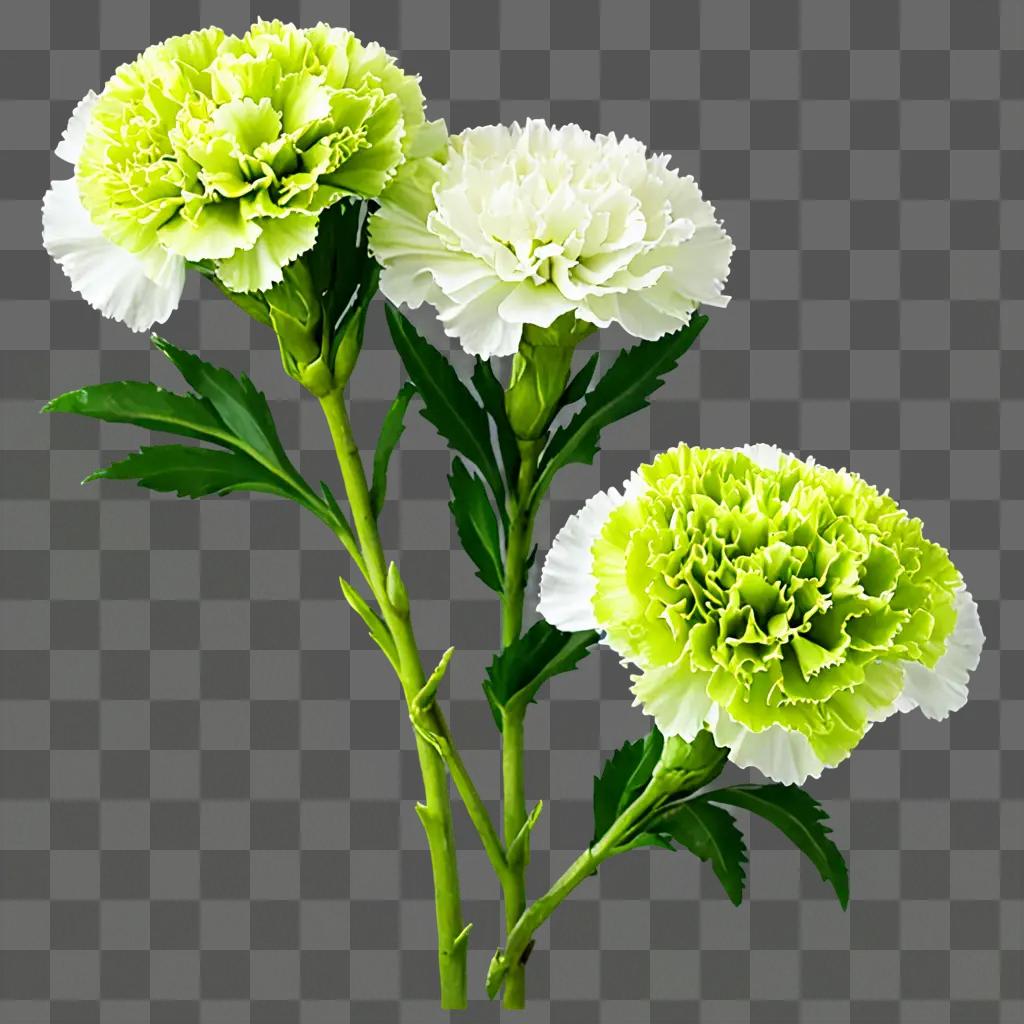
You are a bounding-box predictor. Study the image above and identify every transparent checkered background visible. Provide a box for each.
[1,1,1021,1021]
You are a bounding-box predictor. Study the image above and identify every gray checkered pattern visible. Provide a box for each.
[1,1,1020,1021]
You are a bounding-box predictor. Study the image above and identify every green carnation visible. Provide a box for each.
[74,19,437,294]
[538,444,983,784]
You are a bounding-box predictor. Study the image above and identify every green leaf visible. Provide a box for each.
[85,444,293,500]
[485,620,599,729]
[339,574,397,668]
[534,316,707,500]
[151,336,292,474]
[556,351,599,412]
[656,800,748,906]
[385,305,505,506]
[470,357,520,497]
[43,380,228,444]
[592,729,663,845]
[704,784,849,908]
[449,457,505,594]
[370,382,416,518]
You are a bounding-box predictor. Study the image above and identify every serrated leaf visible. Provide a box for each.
[449,457,504,593]
[152,336,291,473]
[534,316,707,500]
[385,305,504,506]
[470,357,519,498]
[370,382,416,518]
[656,801,748,906]
[85,444,293,500]
[43,380,228,444]
[704,784,849,908]
[485,620,598,729]
[556,351,599,412]
[592,729,663,845]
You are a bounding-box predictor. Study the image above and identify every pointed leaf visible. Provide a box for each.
[449,457,504,593]
[151,336,291,472]
[534,316,707,500]
[471,357,520,492]
[43,381,228,444]
[385,305,504,505]
[339,575,397,667]
[485,620,598,729]
[370,382,416,518]
[704,784,849,908]
[656,800,748,906]
[591,729,665,846]
[592,735,648,846]
[85,445,293,500]
[556,351,599,412]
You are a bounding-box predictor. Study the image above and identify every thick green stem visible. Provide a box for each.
[491,777,670,996]
[498,443,540,1009]
[318,388,468,1009]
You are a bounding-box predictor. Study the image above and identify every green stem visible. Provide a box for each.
[490,777,670,998]
[497,441,541,1010]
[318,388,468,1010]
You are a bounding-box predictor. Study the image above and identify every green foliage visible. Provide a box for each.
[470,358,520,494]
[533,316,708,501]
[83,444,290,499]
[556,352,599,413]
[592,730,670,849]
[385,305,505,507]
[704,784,849,908]
[370,382,416,518]
[42,380,227,443]
[449,458,505,593]
[45,337,338,529]
[483,620,598,729]
[654,800,748,905]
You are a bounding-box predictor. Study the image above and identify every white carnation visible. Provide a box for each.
[368,119,734,358]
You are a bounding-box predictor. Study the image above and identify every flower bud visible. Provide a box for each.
[654,730,728,794]
[504,315,595,440]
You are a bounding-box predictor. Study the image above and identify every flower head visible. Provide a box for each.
[368,119,734,358]
[538,444,983,785]
[43,20,439,331]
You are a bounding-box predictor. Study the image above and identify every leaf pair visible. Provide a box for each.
[43,337,342,536]
[591,732,849,908]
[483,621,599,729]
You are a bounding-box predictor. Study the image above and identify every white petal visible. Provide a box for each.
[498,282,576,329]
[55,90,99,165]
[437,280,521,358]
[709,710,828,787]
[43,178,185,333]
[629,663,715,741]
[895,588,984,720]
[537,485,631,631]
[732,443,794,470]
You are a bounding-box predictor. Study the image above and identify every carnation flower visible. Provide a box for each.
[368,119,734,358]
[42,20,440,331]
[538,444,984,785]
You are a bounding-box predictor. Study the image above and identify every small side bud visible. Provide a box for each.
[386,561,410,616]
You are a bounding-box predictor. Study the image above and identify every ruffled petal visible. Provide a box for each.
[43,178,186,333]
[896,588,984,720]
[55,90,99,165]
[436,280,521,358]
[629,662,715,741]
[538,485,631,631]
[215,212,319,293]
[708,710,828,786]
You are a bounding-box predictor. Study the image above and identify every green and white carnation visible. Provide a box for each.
[43,20,441,331]
[368,119,734,358]
[538,443,984,785]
